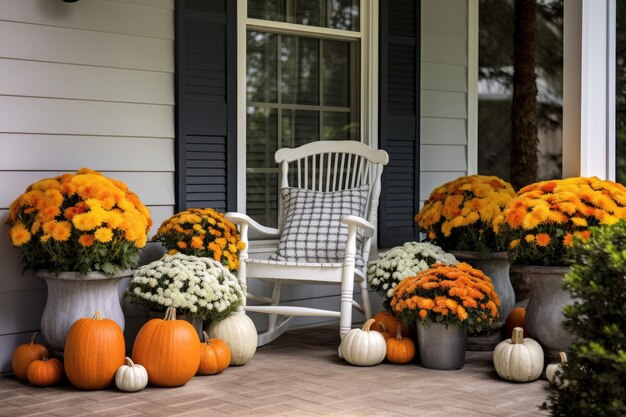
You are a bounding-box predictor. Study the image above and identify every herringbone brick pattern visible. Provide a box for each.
[0,325,550,416]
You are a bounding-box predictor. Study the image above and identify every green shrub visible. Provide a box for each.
[543,221,626,416]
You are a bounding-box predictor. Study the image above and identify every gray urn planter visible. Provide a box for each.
[36,269,132,351]
[450,251,515,326]
[515,265,574,356]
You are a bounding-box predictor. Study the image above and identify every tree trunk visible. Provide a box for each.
[511,0,538,190]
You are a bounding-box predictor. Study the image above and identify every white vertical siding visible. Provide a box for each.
[0,0,175,373]
[420,0,470,202]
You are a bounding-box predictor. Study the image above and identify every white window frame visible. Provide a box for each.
[236,0,378,214]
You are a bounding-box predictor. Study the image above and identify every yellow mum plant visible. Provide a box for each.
[390,262,500,333]
[6,168,152,274]
[494,177,626,266]
[152,208,244,272]
[415,175,517,253]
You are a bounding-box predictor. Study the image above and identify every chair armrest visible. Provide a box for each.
[341,215,375,238]
[225,212,281,239]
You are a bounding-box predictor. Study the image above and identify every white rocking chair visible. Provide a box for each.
[226,140,389,346]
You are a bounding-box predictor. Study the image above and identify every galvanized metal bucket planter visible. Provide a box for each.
[416,321,468,370]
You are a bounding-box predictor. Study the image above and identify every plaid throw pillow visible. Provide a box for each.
[269,185,369,268]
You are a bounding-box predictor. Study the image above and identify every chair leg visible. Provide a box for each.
[268,281,282,332]
[359,279,372,319]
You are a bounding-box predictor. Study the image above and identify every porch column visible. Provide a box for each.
[563,0,616,180]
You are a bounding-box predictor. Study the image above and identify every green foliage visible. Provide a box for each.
[543,221,626,416]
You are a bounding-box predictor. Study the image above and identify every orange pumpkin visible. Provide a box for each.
[373,322,392,340]
[11,332,48,380]
[386,327,416,364]
[132,307,201,387]
[26,350,64,387]
[371,310,410,337]
[64,311,126,390]
[197,331,231,375]
[504,307,527,339]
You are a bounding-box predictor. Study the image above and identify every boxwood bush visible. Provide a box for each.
[543,221,626,416]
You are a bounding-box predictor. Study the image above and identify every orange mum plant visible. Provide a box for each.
[6,168,152,275]
[152,208,244,272]
[390,263,500,333]
[415,175,517,253]
[494,177,626,266]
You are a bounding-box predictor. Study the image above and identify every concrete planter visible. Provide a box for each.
[515,264,574,357]
[451,251,515,326]
[36,269,132,351]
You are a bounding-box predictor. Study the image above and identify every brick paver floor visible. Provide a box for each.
[0,325,550,416]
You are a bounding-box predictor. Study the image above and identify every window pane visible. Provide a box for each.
[281,36,319,105]
[248,0,359,31]
[282,110,320,147]
[323,40,351,107]
[248,0,285,22]
[323,111,357,140]
[247,32,278,103]
[247,107,278,168]
[246,172,279,228]
[329,0,360,31]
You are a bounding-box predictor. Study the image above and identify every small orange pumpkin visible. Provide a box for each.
[26,350,64,387]
[504,307,527,339]
[371,310,410,337]
[197,331,231,375]
[64,311,126,390]
[132,307,201,387]
[12,332,48,380]
[385,327,416,364]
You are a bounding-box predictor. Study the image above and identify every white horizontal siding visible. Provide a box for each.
[0,21,173,72]
[421,118,467,145]
[0,97,173,137]
[0,0,174,39]
[0,59,174,104]
[106,0,174,9]
[0,0,175,374]
[421,0,468,38]
[0,135,174,171]
[421,63,467,93]
[420,0,470,205]
[420,145,467,172]
[0,289,47,336]
[421,91,467,119]
[421,34,468,66]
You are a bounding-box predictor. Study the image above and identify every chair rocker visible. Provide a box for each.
[226,140,389,346]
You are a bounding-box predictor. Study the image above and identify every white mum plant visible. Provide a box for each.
[126,253,245,322]
[367,242,457,304]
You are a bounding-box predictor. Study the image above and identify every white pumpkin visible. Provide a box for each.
[493,327,544,382]
[546,351,569,387]
[115,357,148,392]
[208,312,257,365]
[339,319,386,366]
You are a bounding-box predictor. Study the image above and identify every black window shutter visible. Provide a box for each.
[175,0,237,212]
[378,0,421,248]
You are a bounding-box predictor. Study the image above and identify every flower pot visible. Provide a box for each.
[515,264,574,356]
[416,321,467,370]
[36,269,132,351]
[450,251,515,326]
